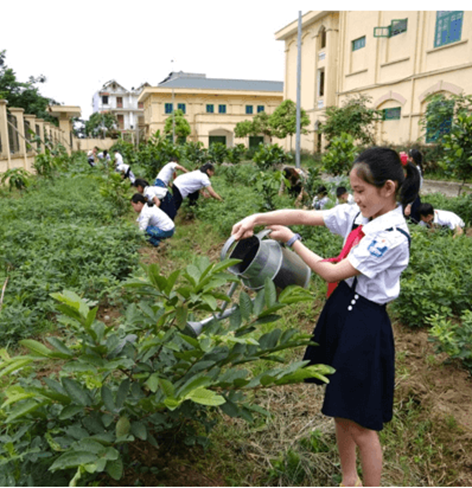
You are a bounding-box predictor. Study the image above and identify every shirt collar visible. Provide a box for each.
[357,205,405,234]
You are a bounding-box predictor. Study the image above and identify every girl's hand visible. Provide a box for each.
[266,225,294,244]
[232,215,258,240]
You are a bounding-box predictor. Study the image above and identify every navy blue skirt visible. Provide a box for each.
[303,281,395,431]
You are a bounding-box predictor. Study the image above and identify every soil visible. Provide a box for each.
[421,179,472,198]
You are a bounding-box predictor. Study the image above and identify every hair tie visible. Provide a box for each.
[399,152,408,166]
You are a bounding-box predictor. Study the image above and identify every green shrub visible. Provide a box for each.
[321,133,358,176]
[0,168,31,191]
[253,144,293,171]
[208,142,228,164]
[0,261,331,485]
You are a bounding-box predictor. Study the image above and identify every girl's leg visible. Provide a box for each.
[336,417,382,487]
[335,418,360,486]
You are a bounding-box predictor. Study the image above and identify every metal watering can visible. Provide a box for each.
[185,230,311,336]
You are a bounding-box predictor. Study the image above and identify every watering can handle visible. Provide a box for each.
[220,229,273,262]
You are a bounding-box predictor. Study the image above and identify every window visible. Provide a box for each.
[117,114,124,129]
[102,95,109,104]
[24,120,32,152]
[7,114,19,154]
[435,11,463,48]
[218,104,226,114]
[206,104,214,113]
[178,103,186,114]
[257,105,265,113]
[320,27,327,49]
[165,103,173,114]
[382,107,401,120]
[318,69,325,97]
[116,96,123,108]
[35,124,41,149]
[138,102,144,109]
[352,36,366,51]
[246,105,253,115]
[374,19,408,38]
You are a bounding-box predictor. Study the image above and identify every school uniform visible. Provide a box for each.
[115,160,136,184]
[418,209,464,231]
[155,162,178,187]
[136,204,175,247]
[313,195,330,210]
[143,185,177,221]
[172,170,211,211]
[304,203,411,431]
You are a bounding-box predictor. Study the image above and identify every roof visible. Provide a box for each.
[158,72,283,93]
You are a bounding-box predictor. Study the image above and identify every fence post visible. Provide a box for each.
[24,114,38,172]
[0,99,12,171]
[9,107,28,170]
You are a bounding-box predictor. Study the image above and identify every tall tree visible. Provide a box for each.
[269,99,310,149]
[0,50,59,124]
[85,112,119,138]
[164,109,191,143]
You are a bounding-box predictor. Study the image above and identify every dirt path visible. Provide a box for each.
[422,179,472,198]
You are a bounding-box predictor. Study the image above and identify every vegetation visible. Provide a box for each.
[164,109,191,143]
[0,50,59,124]
[85,112,119,139]
[320,94,382,147]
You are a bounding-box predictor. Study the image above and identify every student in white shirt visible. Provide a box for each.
[336,186,355,205]
[231,147,420,487]
[172,163,223,211]
[114,151,136,184]
[130,193,175,247]
[418,203,465,237]
[312,185,330,209]
[155,159,189,188]
[134,178,177,221]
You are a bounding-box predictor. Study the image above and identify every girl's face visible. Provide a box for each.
[131,201,144,213]
[350,167,396,220]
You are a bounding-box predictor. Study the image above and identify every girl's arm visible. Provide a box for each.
[206,185,223,201]
[176,164,188,173]
[232,209,325,240]
[152,196,161,207]
[268,225,360,282]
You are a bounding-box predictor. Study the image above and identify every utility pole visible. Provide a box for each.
[295,11,302,169]
[171,59,175,144]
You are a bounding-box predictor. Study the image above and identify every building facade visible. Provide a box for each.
[138,72,283,148]
[276,11,472,151]
[92,80,149,133]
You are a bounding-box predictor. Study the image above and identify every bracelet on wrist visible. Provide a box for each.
[286,233,302,248]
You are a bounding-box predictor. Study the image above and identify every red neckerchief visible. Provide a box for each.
[322,225,365,297]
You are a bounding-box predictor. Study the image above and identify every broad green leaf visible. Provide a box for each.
[175,305,188,330]
[264,278,277,308]
[49,451,98,472]
[74,439,107,454]
[239,291,253,321]
[165,269,181,295]
[131,421,148,440]
[253,290,265,316]
[84,307,99,328]
[2,392,35,408]
[115,379,130,409]
[164,397,182,410]
[0,357,34,378]
[185,388,225,406]
[46,337,74,357]
[158,378,175,398]
[116,416,130,438]
[201,294,218,311]
[106,457,123,480]
[185,265,201,286]
[62,378,91,406]
[6,399,46,422]
[145,374,160,393]
[59,405,84,420]
[18,339,54,358]
[177,376,211,397]
[253,314,281,326]
[101,385,116,413]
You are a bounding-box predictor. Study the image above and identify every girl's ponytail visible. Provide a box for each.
[399,160,421,207]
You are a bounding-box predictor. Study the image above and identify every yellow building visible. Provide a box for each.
[138,71,283,148]
[276,11,472,151]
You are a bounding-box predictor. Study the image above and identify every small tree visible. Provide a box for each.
[269,100,310,149]
[440,111,472,194]
[319,94,382,147]
[234,120,254,139]
[321,133,358,176]
[164,109,191,144]
[85,112,118,138]
[420,94,455,144]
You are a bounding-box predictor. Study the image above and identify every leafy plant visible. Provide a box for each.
[98,171,132,217]
[164,109,191,143]
[320,94,382,146]
[428,309,472,372]
[253,143,292,171]
[226,144,246,164]
[0,168,31,191]
[208,142,228,164]
[269,100,310,149]
[0,260,332,485]
[321,133,358,176]
[250,170,285,211]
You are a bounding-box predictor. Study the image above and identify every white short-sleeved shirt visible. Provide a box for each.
[173,170,211,199]
[419,209,464,230]
[156,162,178,185]
[143,185,168,202]
[322,203,410,305]
[137,204,175,232]
[115,160,136,184]
[336,194,355,205]
[313,195,330,210]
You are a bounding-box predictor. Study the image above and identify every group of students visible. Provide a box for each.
[111,153,224,247]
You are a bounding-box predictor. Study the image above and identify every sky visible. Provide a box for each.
[1,1,456,121]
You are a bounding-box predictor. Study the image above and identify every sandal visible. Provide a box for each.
[340,477,362,487]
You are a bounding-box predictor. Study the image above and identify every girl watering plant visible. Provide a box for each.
[231,147,420,487]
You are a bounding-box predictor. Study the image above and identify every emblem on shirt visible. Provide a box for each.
[368,239,388,258]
